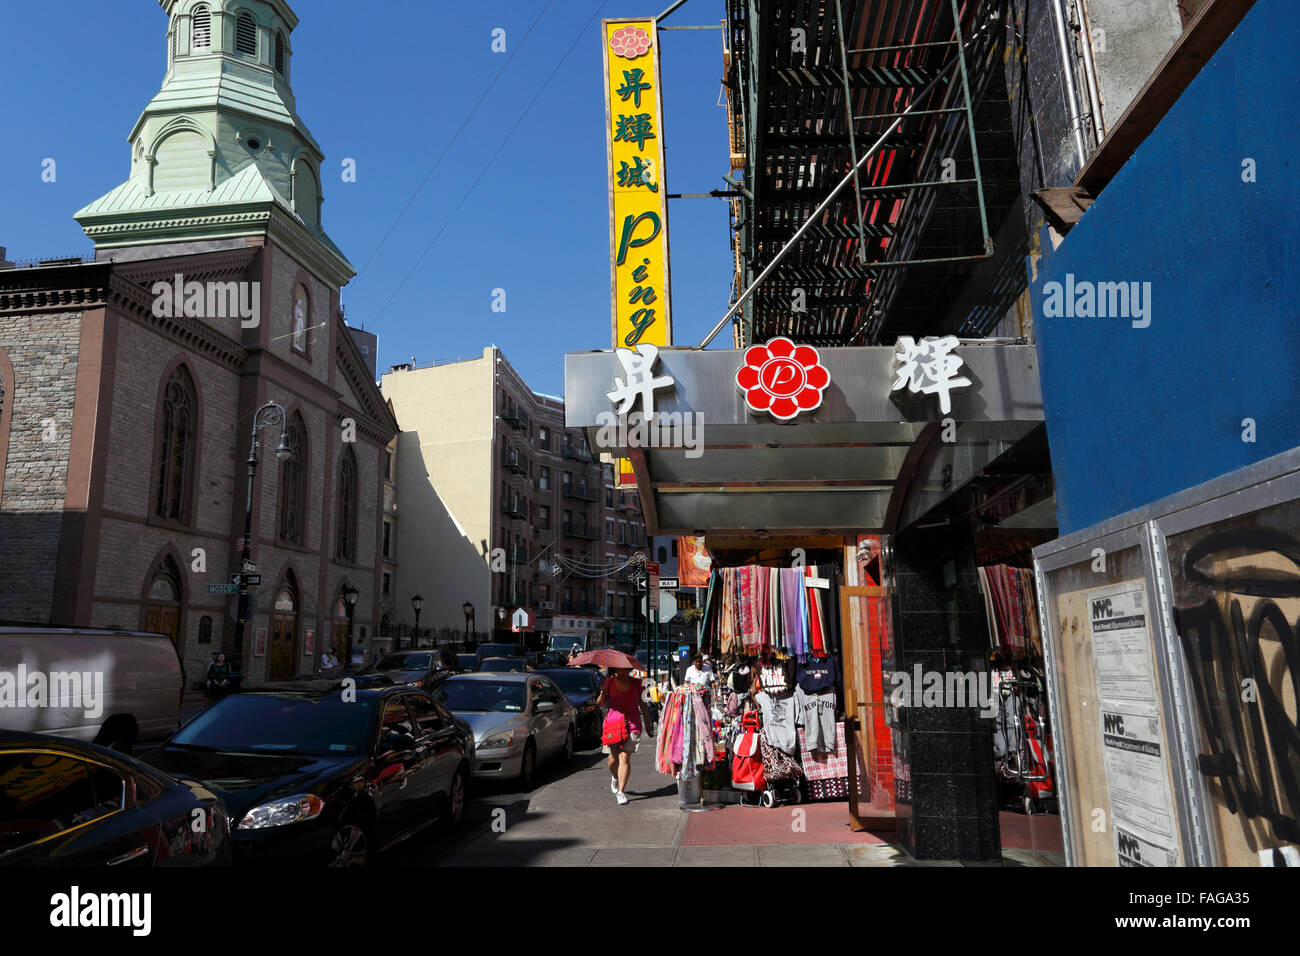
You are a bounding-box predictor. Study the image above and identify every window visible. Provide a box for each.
[607,593,615,617]
[236,11,257,55]
[382,520,392,558]
[291,284,309,354]
[384,450,393,480]
[538,505,550,531]
[274,30,286,74]
[672,539,678,557]
[382,572,391,597]
[0,754,121,854]
[605,487,613,507]
[198,615,213,644]
[335,447,357,560]
[154,364,198,524]
[191,4,211,49]
[539,467,550,491]
[278,413,307,545]
[658,546,667,563]
[618,523,626,545]
[606,519,614,543]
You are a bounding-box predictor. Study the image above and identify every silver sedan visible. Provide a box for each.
[434,672,576,790]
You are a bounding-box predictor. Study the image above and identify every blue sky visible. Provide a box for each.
[0,0,734,395]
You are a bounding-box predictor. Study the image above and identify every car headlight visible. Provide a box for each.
[480,731,516,750]
[237,793,325,830]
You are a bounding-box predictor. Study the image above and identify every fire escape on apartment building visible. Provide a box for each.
[720,0,1029,349]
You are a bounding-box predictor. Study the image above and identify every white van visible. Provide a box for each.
[0,628,183,753]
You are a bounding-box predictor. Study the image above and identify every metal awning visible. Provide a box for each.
[565,342,1043,535]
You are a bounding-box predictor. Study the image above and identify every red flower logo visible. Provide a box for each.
[610,25,652,59]
[735,337,830,420]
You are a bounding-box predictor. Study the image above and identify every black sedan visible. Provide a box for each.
[0,731,231,866]
[533,669,604,745]
[355,649,461,691]
[479,657,529,673]
[145,685,473,866]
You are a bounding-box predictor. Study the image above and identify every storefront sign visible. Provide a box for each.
[890,334,971,415]
[735,337,830,421]
[606,343,674,417]
[603,18,672,348]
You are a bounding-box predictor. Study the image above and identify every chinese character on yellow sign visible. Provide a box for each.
[603,19,672,349]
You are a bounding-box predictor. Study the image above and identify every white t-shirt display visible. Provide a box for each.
[683,664,714,687]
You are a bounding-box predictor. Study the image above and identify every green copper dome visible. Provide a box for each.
[76,0,353,282]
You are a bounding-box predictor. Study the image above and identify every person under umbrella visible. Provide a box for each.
[581,649,650,805]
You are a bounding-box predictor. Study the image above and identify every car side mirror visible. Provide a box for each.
[535,701,555,713]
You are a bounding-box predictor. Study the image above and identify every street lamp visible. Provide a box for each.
[342,583,360,662]
[462,601,474,648]
[411,593,424,649]
[232,401,290,673]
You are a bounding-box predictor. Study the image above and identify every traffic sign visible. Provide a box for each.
[646,562,660,612]
[230,574,262,587]
[658,577,679,590]
[241,559,258,574]
[208,584,239,594]
[641,590,678,620]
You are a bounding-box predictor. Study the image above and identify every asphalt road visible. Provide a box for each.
[383,742,610,866]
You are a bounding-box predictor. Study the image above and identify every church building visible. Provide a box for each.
[0,0,397,684]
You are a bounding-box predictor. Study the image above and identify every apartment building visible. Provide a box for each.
[381,347,644,643]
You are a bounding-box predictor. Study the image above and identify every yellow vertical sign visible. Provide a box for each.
[603,18,672,349]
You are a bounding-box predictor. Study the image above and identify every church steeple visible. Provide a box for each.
[76,0,353,285]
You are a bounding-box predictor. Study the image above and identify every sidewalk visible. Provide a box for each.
[436,744,1063,867]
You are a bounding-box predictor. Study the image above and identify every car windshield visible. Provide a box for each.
[477,645,518,658]
[441,680,526,713]
[375,653,432,670]
[542,671,598,694]
[480,658,526,672]
[170,695,376,756]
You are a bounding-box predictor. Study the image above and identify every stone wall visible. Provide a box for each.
[0,311,82,622]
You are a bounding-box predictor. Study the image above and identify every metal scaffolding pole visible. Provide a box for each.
[834,0,869,265]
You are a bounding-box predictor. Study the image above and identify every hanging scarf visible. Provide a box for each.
[806,564,826,656]
[780,567,806,656]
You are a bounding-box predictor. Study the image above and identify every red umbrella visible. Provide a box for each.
[571,648,639,671]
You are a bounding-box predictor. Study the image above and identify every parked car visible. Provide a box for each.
[0,731,231,867]
[634,649,675,679]
[145,685,473,866]
[478,657,529,673]
[456,654,478,673]
[434,673,575,790]
[355,649,461,690]
[0,627,183,754]
[533,668,603,745]
[474,643,523,667]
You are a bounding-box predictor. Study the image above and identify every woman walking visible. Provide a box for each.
[597,666,649,805]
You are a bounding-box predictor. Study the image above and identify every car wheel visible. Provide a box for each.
[519,740,537,791]
[327,819,372,868]
[563,725,575,762]
[448,766,469,826]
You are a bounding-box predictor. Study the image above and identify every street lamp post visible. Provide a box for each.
[462,601,474,649]
[232,402,291,673]
[342,583,360,662]
[411,593,423,650]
